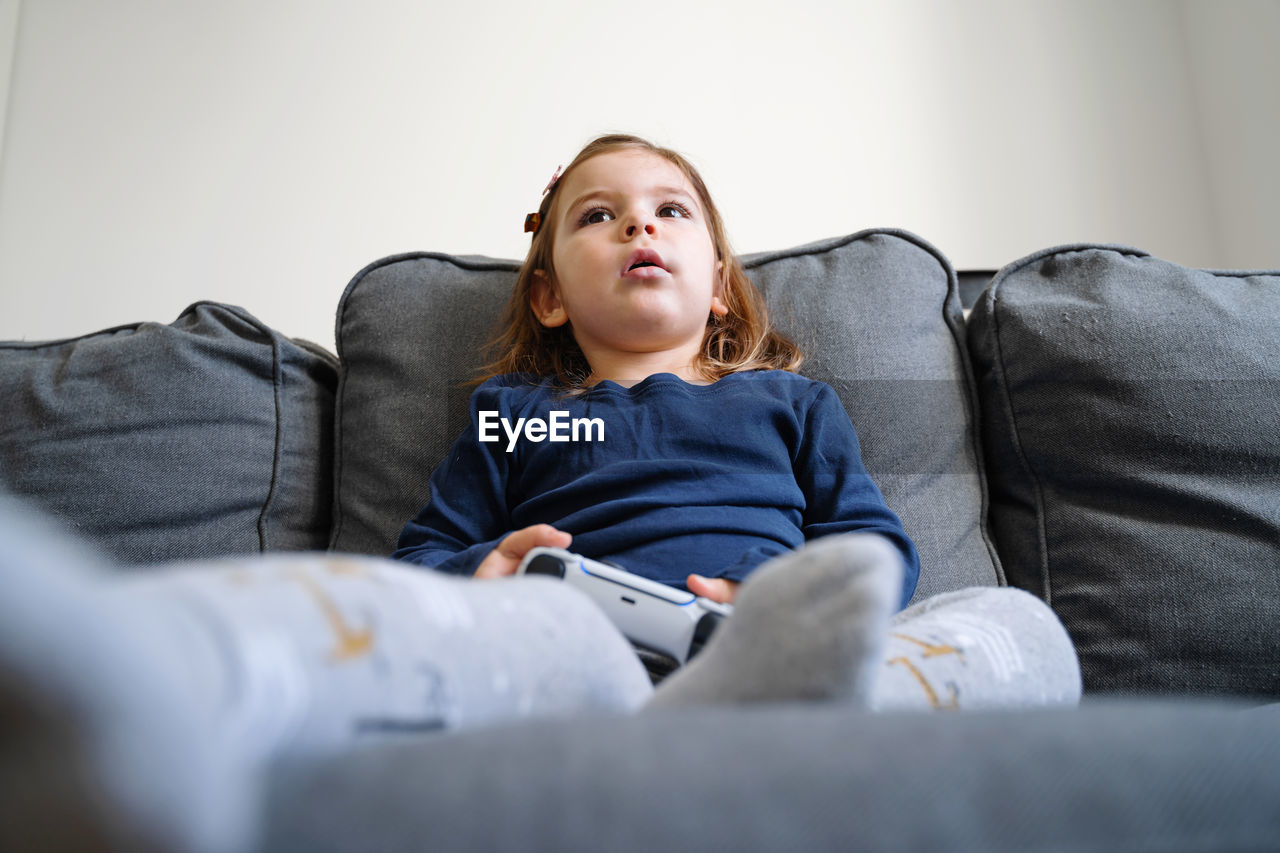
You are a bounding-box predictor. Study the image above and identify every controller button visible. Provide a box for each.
[525,554,566,578]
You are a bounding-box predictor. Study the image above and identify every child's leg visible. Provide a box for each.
[648,533,1081,712]
[117,553,652,758]
[0,496,651,852]
[869,586,1081,711]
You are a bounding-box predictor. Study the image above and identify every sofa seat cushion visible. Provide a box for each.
[331,229,1001,602]
[261,702,1280,852]
[0,302,338,565]
[967,245,1280,698]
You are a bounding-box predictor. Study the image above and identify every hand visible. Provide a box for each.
[687,573,739,605]
[474,524,572,579]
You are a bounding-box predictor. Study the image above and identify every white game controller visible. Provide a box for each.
[516,546,732,664]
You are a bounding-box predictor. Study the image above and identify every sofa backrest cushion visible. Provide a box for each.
[0,302,338,566]
[331,229,1002,603]
[967,245,1280,699]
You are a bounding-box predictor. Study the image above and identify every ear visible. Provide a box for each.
[530,270,569,328]
[710,260,729,317]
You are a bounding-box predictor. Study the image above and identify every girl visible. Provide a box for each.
[389,134,1079,712]
[0,136,1079,853]
[393,134,922,610]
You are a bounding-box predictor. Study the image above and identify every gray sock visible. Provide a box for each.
[869,586,1082,711]
[648,533,904,708]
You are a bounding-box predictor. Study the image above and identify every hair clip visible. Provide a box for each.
[543,165,564,195]
[524,165,564,233]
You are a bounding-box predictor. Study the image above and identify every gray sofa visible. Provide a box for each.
[3,229,1279,850]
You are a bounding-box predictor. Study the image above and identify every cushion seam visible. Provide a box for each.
[985,271,1054,603]
[329,359,350,549]
[255,315,286,553]
[741,227,930,269]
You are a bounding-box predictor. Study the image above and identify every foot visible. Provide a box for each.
[0,496,253,853]
[647,533,903,709]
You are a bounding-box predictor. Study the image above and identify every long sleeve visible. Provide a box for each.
[793,383,920,607]
[392,383,515,576]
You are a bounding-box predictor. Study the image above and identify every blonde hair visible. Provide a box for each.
[479,134,802,389]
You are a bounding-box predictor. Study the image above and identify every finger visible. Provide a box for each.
[497,524,571,559]
[473,555,518,579]
[687,574,739,604]
[689,575,729,603]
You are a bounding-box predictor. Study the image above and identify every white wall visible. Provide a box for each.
[0,1,15,150]
[0,0,1275,352]
[1179,0,1280,268]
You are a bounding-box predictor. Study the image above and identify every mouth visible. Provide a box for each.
[622,249,669,277]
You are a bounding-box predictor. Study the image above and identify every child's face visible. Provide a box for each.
[532,149,727,377]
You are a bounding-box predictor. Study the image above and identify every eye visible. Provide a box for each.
[579,207,613,226]
[659,202,692,219]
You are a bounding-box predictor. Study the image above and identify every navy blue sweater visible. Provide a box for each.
[394,371,919,606]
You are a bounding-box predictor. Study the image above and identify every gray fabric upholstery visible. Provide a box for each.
[260,701,1280,852]
[330,229,1001,602]
[0,302,338,565]
[967,245,1280,698]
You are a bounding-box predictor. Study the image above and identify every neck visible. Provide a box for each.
[581,347,706,386]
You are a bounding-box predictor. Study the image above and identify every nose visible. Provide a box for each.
[623,212,657,238]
